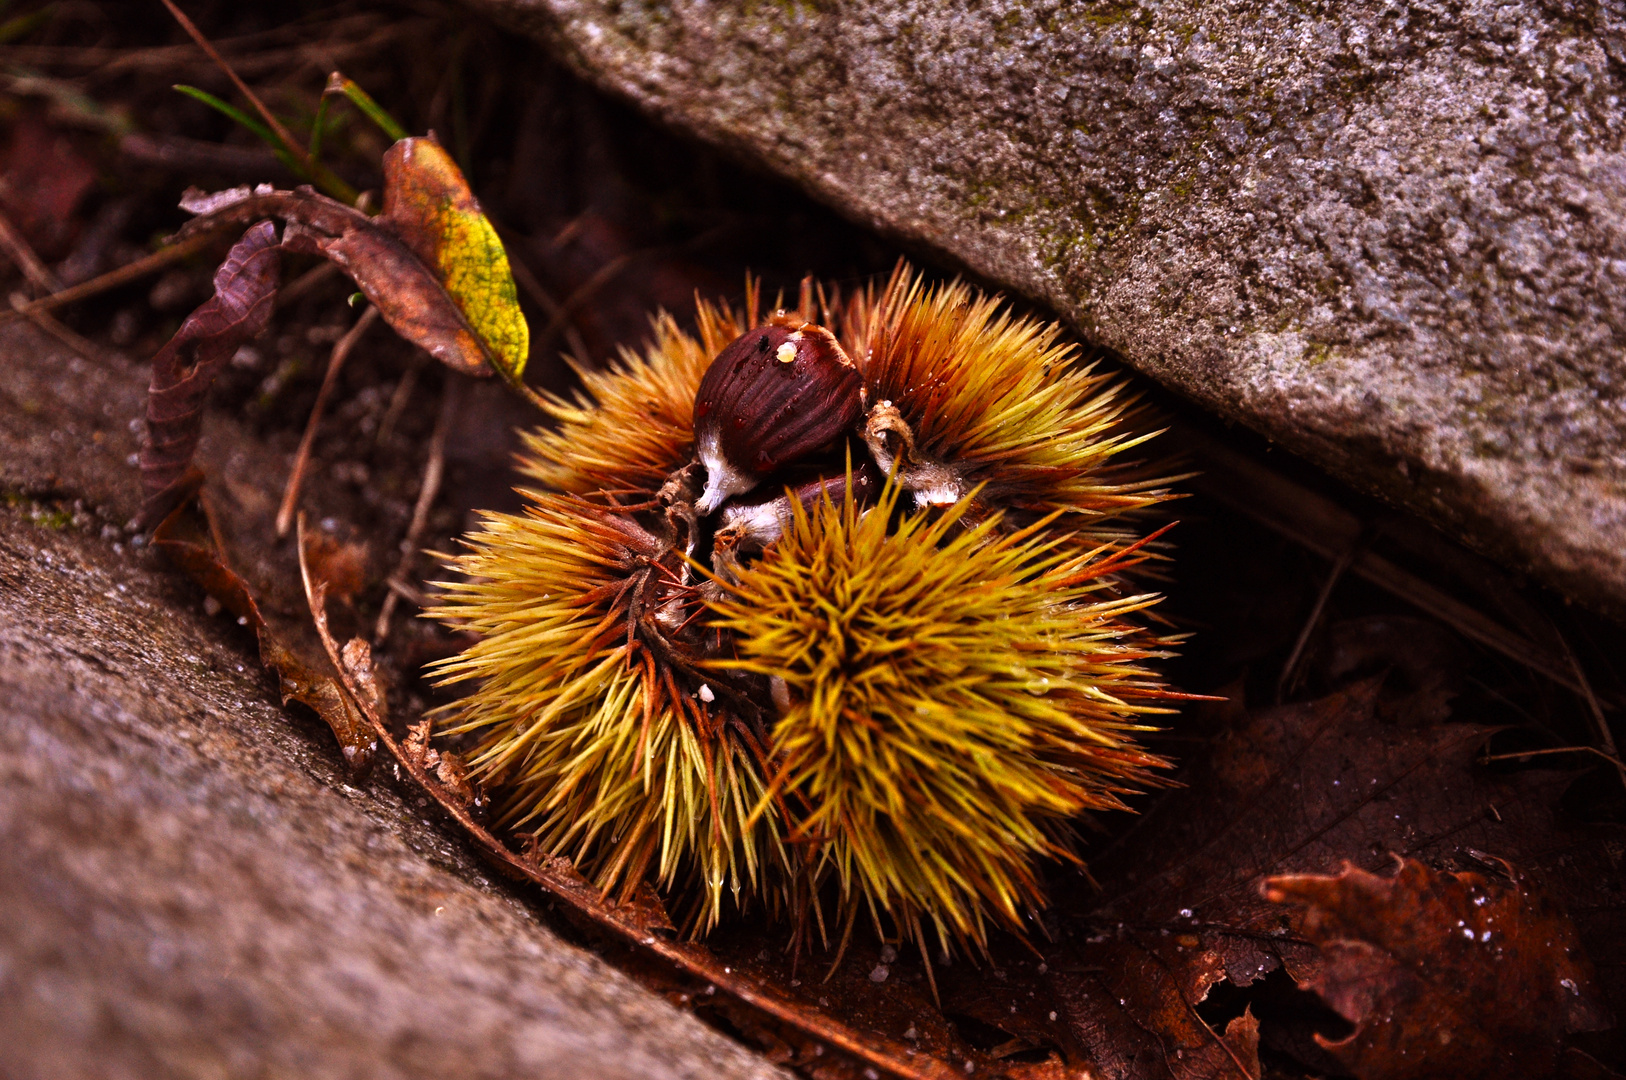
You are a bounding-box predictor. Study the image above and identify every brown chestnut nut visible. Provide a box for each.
[691,317,863,514]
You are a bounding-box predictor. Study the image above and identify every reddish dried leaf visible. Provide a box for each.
[1046,937,1262,1080]
[139,220,280,526]
[1264,857,1611,1079]
[303,531,372,606]
[1222,1009,1262,1076]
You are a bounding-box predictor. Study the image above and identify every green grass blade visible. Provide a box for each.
[307,92,331,161]
[326,72,408,143]
[174,84,306,177]
[174,84,360,207]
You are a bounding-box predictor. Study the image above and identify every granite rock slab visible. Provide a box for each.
[481,0,1626,617]
[0,323,788,1080]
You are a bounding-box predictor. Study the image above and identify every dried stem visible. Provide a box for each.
[1479,746,1626,769]
[11,294,118,364]
[0,207,62,294]
[373,377,456,640]
[1276,531,1366,704]
[274,260,340,310]
[0,199,119,362]
[275,304,380,537]
[158,0,359,205]
[159,0,312,177]
[494,223,589,362]
[1555,631,1626,795]
[375,351,426,446]
[530,247,645,363]
[1170,422,1607,706]
[530,224,733,364]
[0,229,221,327]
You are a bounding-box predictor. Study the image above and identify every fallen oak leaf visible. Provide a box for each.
[1041,679,1611,1079]
[139,219,279,528]
[169,135,529,387]
[1264,857,1611,1080]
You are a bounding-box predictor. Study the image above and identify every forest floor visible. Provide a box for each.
[0,3,1622,1078]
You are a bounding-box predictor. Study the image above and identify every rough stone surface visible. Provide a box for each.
[0,324,786,1080]
[479,0,1626,617]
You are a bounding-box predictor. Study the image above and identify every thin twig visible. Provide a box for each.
[158,0,359,205]
[0,14,393,75]
[159,0,314,177]
[1276,531,1365,704]
[374,378,457,641]
[531,247,645,363]
[530,224,734,364]
[275,305,380,537]
[376,350,426,446]
[1554,630,1626,795]
[384,576,430,608]
[1479,746,1626,769]
[0,207,62,294]
[1169,422,1610,707]
[11,295,118,364]
[0,229,221,327]
[273,260,341,310]
[494,225,588,363]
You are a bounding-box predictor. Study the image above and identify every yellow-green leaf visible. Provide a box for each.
[381,137,529,386]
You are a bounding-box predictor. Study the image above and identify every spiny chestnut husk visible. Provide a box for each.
[692,317,863,513]
[429,266,1182,953]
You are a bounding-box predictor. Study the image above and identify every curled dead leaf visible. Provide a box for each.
[1264,856,1612,1080]
[139,220,279,528]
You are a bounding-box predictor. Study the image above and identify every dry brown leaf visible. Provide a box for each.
[1038,679,1622,1078]
[170,136,528,385]
[1265,857,1611,1079]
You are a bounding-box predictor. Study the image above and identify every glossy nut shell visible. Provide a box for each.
[692,320,863,513]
